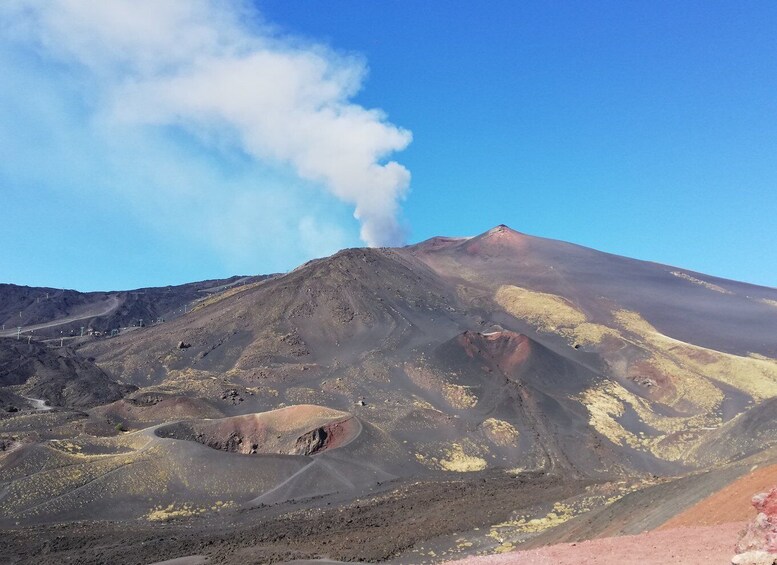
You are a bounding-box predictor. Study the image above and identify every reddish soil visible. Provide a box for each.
[458,330,532,374]
[156,405,355,456]
[447,522,746,565]
[660,463,777,528]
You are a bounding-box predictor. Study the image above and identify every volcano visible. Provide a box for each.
[2,225,777,564]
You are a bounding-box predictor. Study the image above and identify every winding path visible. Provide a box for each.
[0,296,121,337]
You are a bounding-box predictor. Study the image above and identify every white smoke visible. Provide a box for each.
[2,0,412,247]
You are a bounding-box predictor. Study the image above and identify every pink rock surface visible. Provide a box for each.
[753,489,777,518]
[736,487,777,558]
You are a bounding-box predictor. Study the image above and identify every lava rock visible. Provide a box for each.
[734,487,777,563]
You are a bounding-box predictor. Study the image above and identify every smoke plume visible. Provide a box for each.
[2,0,412,247]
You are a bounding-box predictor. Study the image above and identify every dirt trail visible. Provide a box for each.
[22,397,52,411]
[0,296,120,337]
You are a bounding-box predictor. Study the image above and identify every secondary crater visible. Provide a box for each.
[155,404,359,456]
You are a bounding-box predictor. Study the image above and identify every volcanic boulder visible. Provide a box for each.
[733,487,777,564]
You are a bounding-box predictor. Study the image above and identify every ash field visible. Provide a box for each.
[2,225,777,564]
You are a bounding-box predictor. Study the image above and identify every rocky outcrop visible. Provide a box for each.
[733,487,777,564]
[291,426,328,456]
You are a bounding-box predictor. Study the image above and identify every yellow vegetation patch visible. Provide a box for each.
[443,383,478,409]
[145,502,208,521]
[580,384,640,449]
[495,287,777,463]
[404,364,478,410]
[495,285,586,332]
[579,380,715,461]
[568,322,620,345]
[412,398,438,411]
[481,418,519,447]
[414,442,489,472]
[439,443,488,472]
[486,481,650,549]
[495,285,618,346]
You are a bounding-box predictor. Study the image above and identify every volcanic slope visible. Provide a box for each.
[3,225,777,564]
[403,226,777,465]
[0,275,270,339]
[79,226,777,476]
[0,338,136,409]
[80,244,666,480]
[83,226,777,472]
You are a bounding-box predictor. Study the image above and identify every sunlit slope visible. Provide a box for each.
[404,225,777,467]
[407,225,777,357]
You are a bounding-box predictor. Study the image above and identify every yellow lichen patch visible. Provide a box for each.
[481,418,519,447]
[438,443,488,472]
[495,285,586,333]
[677,346,777,401]
[670,271,731,294]
[603,381,713,435]
[612,309,657,336]
[487,482,649,546]
[579,380,717,461]
[567,322,620,346]
[579,385,640,449]
[414,442,489,472]
[404,364,478,410]
[442,383,478,409]
[495,285,618,347]
[145,502,207,521]
[489,501,577,540]
[412,398,438,411]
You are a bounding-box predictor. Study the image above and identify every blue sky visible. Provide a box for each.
[1,1,776,290]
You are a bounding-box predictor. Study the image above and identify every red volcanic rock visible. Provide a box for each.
[733,487,777,564]
[754,489,777,520]
[457,330,532,375]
